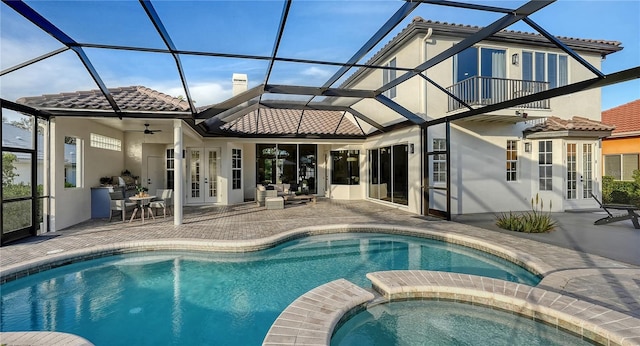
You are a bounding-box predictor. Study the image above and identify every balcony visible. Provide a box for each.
[446,76,550,112]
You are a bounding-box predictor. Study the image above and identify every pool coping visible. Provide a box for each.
[263,271,640,346]
[0,331,94,346]
[0,223,553,284]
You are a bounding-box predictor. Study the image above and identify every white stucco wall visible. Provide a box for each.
[243,143,257,201]
[51,117,125,231]
[428,122,535,214]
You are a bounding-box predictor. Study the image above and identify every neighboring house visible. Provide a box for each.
[1,122,44,186]
[14,18,623,232]
[601,99,640,181]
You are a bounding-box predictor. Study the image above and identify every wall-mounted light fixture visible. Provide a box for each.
[511,53,519,65]
[409,143,414,154]
[524,142,531,153]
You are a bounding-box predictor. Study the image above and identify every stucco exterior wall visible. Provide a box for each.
[343,29,608,215]
[51,117,125,231]
[347,32,604,122]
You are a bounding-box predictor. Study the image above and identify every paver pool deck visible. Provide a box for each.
[1,199,639,345]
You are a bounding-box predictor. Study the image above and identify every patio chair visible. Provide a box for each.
[149,189,173,218]
[590,193,640,229]
[256,185,277,206]
[109,191,136,222]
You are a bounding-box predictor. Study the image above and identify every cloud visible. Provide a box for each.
[0,47,97,101]
[301,66,332,79]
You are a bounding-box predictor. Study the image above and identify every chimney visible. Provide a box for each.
[232,73,248,96]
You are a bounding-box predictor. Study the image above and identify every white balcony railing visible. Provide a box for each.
[446,76,550,112]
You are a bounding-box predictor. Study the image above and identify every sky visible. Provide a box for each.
[1,0,638,114]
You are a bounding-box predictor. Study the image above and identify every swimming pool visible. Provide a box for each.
[331,300,593,346]
[1,233,540,345]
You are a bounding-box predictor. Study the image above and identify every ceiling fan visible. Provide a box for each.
[138,123,161,135]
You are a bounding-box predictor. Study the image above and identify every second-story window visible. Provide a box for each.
[383,57,397,99]
[454,47,506,82]
[453,47,506,104]
[523,51,568,88]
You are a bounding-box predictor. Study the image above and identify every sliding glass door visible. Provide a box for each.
[368,144,408,206]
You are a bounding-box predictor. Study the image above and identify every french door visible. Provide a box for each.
[565,142,596,208]
[187,148,219,204]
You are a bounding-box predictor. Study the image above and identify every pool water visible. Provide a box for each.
[1,233,540,345]
[331,300,592,346]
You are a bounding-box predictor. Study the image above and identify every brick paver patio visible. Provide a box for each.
[1,199,639,345]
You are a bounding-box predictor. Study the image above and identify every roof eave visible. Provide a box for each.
[524,129,613,139]
[607,130,640,138]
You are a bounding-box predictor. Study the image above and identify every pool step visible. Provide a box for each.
[262,279,374,346]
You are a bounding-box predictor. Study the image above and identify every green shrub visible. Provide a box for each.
[496,193,556,233]
[602,170,640,207]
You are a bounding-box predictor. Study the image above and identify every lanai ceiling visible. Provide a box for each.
[1,0,639,138]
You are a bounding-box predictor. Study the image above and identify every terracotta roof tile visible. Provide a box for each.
[16,86,190,112]
[411,17,621,47]
[524,116,615,133]
[601,99,640,134]
[221,108,363,136]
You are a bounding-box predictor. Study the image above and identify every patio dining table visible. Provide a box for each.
[128,195,156,224]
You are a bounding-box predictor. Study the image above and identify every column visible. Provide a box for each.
[174,120,183,225]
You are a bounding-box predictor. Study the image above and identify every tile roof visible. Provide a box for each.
[413,17,622,48]
[1,123,44,160]
[524,116,615,133]
[16,86,190,112]
[601,99,640,135]
[220,108,364,136]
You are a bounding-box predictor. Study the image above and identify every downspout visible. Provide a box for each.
[420,28,433,115]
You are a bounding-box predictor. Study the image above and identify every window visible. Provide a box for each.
[582,144,593,198]
[232,148,242,190]
[90,133,121,151]
[166,149,174,189]
[256,144,317,193]
[298,144,317,194]
[605,154,639,181]
[567,143,577,199]
[64,136,82,188]
[523,51,568,88]
[538,140,552,191]
[506,140,518,181]
[453,47,506,103]
[433,139,447,183]
[331,150,359,185]
[368,145,408,206]
[382,58,396,99]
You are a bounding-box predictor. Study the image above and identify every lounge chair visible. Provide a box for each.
[590,193,640,229]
